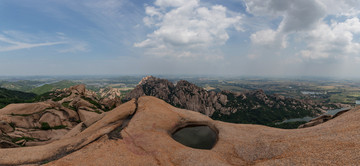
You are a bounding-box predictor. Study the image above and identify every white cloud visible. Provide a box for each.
[0,32,65,52]
[245,0,360,61]
[317,0,360,17]
[246,0,325,35]
[278,0,325,33]
[135,0,242,58]
[250,29,286,48]
[0,31,90,53]
[355,57,360,63]
[246,0,325,52]
[154,0,197,8]
[58,42,89,53]
[300,17,360,59]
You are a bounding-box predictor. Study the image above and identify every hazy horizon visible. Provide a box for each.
[1,0,360,77]
[1,74,360,81]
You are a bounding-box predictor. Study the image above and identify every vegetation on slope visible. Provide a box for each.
[0,80,42,92]
[211,91,320,127]
[0,88,37,109]
[30,80,78,95]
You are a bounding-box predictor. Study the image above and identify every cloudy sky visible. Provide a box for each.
[1,0,360,78]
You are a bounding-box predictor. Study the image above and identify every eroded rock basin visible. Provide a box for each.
[172,125,217,150]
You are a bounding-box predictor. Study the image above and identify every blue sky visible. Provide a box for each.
[0,0,360,77]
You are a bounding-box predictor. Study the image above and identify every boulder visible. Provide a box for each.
[39,112,62,127]
[70,98,95,109]
[78,109,101,122]
[0,102,51,115]
[0,139,19,148]
[69,84,86,95]
[0,121,14,133]
[8,116,37,129]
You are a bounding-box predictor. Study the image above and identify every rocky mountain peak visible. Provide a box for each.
[175,80,203,91]
[138,75,159,85]
[68,84,86,95]
[124,77,175,102]
[125,76,341,125]
[99,87,121,100]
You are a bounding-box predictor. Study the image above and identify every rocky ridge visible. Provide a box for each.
[124,76,342,125]
[0,96,359,165]
[0,84,121,148]
[99,87,122,99]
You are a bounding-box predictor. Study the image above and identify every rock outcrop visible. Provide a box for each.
[0,84,121,148]
[0,96,359,165]
[99,87,122,99]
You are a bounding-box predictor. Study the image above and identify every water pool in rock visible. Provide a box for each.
[171,125,217,150]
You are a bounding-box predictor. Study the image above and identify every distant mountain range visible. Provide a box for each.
[0,82,123,110]
[0,76,345,129]
[1,77,358,165]
[124,76,343,127]
[30,80,79,95]
[0,80,80,95]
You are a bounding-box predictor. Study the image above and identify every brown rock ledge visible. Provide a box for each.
[0,96,359,165]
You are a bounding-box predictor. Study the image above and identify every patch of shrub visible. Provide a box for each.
[40,122,51,130]
[40,122,67,130]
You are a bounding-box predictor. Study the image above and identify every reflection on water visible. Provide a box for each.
[324,107,351,116]
[278,107,351,124]
[281,116,314,123]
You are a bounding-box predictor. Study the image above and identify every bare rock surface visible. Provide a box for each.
[78,109,101,122]
[0,99,136,164]
[0,96,358,165]
[0,102,52,115]
[0,84,121,149]
[39,112,63,127]
[99,87,122,99]
[0,120,14,133]
[49,97,360,165]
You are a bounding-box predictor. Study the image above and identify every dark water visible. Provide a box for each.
[324,107,351,116]
[280,116,314,123]
[278,107,351,124]
[172,125,217,150]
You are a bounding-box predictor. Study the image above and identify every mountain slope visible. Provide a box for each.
[0,88,37,109]
[30,80,79,95]
[0,80,42,92]
[124,76,339,126]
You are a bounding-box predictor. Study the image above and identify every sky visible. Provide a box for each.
[0,0,360,78]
